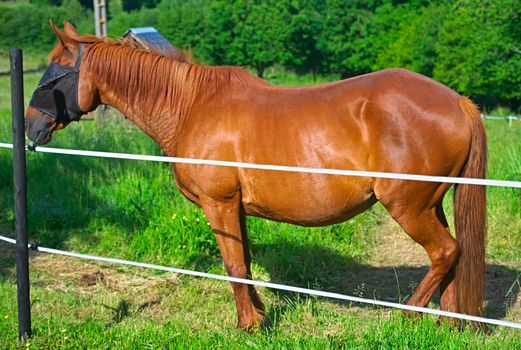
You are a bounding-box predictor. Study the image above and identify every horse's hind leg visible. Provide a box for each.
[436,203,458,313]
[379,195,460,311]
[200,194,264,330]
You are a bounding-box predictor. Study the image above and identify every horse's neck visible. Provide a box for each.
[89,49,201,154]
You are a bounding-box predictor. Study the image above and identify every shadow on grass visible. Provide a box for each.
[0,227,518,330]
[253,239,520,326]
[0,146,168,278]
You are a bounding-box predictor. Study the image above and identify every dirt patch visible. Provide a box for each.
[26,252,183,325]
[29,253,180,297]
[80,271,106,287]
[370,216,429,267]
[366,216,521,322]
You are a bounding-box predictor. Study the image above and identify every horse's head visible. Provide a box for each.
[25,21,100,145]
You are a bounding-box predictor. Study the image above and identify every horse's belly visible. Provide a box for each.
[240,174,376,226]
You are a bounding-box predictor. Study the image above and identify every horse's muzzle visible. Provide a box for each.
[25,108,56,145]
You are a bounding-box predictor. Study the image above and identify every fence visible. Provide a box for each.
[2,49,521,341]
[483,115,520,127]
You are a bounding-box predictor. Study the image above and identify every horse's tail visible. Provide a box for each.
[453,96,487,316]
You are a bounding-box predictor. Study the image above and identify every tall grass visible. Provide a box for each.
[485,119,521,264]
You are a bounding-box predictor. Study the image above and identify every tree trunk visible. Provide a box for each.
[256,65,265,79]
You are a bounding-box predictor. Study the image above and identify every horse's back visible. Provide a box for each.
[234,68,471,175]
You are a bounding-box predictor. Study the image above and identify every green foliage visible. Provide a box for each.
[434,0,521,109]
[233,0,292,77]
[156,0,210,61]
[284,0,327,76]
[321,0,382,77]
[0,1,93,52]
[109,7,159,36]
[30,0,63,5]
[62,0,93,34]
[123,0,161,11]
[1,0,520,107]
[161,0,292,77]
[108,0,124,18]
[373,2,449,77]
[0,4,67,50]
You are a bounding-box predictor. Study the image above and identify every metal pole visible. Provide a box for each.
[10,48,31,340]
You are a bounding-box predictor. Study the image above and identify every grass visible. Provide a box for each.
[263,65,341,87]
[0,66,520,348]
[0,267,519,350]
[0,50,48,73]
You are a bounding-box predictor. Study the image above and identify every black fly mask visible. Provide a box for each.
[29,44,84,122]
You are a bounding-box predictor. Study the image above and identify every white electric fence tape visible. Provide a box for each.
[0,234,520,330]
[1,142,521,188]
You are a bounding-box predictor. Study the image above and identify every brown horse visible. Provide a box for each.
[25,21,486,329]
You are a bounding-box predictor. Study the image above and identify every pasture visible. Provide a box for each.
[0,69,520,349]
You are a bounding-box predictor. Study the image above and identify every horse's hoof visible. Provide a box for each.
[237,307,265,332]
[237,319,262,333]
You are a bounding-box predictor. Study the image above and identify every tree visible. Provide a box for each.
[109,7,159,36]
[200,0,237,64]
[373,2,449,77]
[238,0,292,77]
[30,0,62,5]
[0,4,68,50]
[434,0,521,110]
[201,0,291,77]
[321,0,382,78]
[109,0,125,19]
[284,0,327,79]
[122,0,161,11]
[157,0,210,62]
[62,0,94,34]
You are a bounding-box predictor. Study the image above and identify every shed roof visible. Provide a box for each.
[122,27,178,55]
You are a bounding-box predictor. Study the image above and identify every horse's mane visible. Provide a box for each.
[59,33,258,147]
[75,34,192,62]
[72,34,254,122]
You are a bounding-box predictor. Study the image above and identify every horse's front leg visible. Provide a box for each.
[201,193,265,330]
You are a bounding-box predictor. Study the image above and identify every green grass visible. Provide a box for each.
[0,270,519,350]
[0,68,520,348]
[0,51,48,73]
[263,65,341,86]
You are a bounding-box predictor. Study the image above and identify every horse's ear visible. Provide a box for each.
[63,20,79,38]
[49,20,77,51]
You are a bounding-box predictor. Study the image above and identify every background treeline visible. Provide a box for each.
[0,0,519,110]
